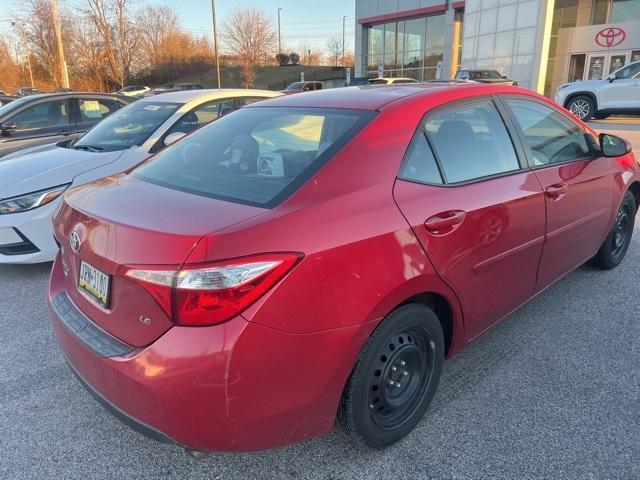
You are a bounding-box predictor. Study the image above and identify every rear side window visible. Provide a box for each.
[132,107,375,208]
[79,98,122,121]
[400,133,442,184]
[505,98,592,166]
[425,100,520,183]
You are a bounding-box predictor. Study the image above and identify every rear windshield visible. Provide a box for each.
[132,107,375,208]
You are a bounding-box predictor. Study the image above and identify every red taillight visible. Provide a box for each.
[124,253,302,326]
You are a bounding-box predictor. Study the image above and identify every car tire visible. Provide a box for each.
[337,304,444,449]
[589,191,636,269]
[566,95,595,121]
[594,113,610,120]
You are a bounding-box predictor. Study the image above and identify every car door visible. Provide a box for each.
[0,97,75,156]
[598,62,640,111]
[76,96,125,134]
[393,97,546,339]
[502,96,614,291]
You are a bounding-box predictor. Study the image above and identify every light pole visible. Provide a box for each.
[277,8,282,53]
[342,15,346,66]
[11,21,34,88]
[211,0,221,88]
[51,0,69,88]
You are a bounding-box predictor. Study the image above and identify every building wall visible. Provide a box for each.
[354,0,461,79]
[460,0,554,91]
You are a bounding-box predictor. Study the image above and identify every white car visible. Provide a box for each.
[117,85,151,97]
[0,88,281,264]
[554,60,640,121]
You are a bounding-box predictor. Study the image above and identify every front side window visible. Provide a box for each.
[506,98,592,166]
[615,62,640,79]
[9,100,70,130]
[79,98,122,122]
[132,107,375,207]
[425,100,520,183]
[164,99,236,137]
[73,101,181,151]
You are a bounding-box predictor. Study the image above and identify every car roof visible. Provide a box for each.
[139,88,281,103]
[11,92,129,101]
[248,83,490,110]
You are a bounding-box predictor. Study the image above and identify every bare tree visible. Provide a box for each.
[326,37,342,66]
[297,41,324,66]
[222,7,276,67]
[136,5,179,69]
[85,0,141,88]
[16,0,68,87]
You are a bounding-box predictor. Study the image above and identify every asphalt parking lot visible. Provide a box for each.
[1,122,640,480]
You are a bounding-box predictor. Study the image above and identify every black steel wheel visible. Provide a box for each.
[338,304,444,448]
[590,191,636,269]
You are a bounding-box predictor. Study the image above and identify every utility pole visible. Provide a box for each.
[51,0,69,88]
[342,16,346,66]
[211,0,222,88]
[12,21,34,88]
[278,8,282,53]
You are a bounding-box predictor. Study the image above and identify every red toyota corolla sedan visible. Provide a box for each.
[48,84,639,454]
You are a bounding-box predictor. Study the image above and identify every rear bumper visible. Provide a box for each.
[48,253,370,452]
[0,199,59,264]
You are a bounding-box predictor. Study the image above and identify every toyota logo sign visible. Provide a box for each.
[70,230,81,254]
[595,27,626,48]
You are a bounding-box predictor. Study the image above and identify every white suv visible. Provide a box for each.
[555,60,640,121]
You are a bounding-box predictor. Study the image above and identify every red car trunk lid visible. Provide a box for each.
[53,175,264,347]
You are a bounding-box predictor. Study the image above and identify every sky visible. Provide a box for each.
[0,0,355,52]
[175,0,355,51]
[0,0,355,51]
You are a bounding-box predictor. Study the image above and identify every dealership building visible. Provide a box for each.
[355,0,640,96]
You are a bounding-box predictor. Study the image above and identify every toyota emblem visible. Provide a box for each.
[70,230,81,253]
[595,27,626,48]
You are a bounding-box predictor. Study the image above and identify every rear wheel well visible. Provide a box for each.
[628,182,640,210]
[399,292,454,356]
[564,92,597,111]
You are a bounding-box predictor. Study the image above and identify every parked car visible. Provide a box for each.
[368,77,419,85]
[281,81,324,94]
[47,84,638,454]
[15,87,41,96]
[0,93,132,159]
[0,90,6,95]
[117,85,150,97]
[0,95,17,107]
[455,69,518,86]
[0,89,281,263]
[147,83,205,96]
[555,60,640,121]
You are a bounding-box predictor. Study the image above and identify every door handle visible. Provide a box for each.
[425,210,466,234]
[545,183,568,200]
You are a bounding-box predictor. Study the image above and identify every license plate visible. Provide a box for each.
[78,261,111,308]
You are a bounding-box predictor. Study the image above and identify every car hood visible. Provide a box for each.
[559,80,602,91]
[0,147,126,199]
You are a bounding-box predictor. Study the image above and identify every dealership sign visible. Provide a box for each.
[595,27,627,48]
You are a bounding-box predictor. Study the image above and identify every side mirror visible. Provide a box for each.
[0,121,17,134]
[599,133,631,157]
[607,73,615,82]
[502,75,507,79]
[164,131,186,146]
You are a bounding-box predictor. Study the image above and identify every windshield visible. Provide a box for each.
[285,82,303,90]
[73,101,181,152]
[469,70,502,80]
[0,96,35,118]
[132,107,375,208]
